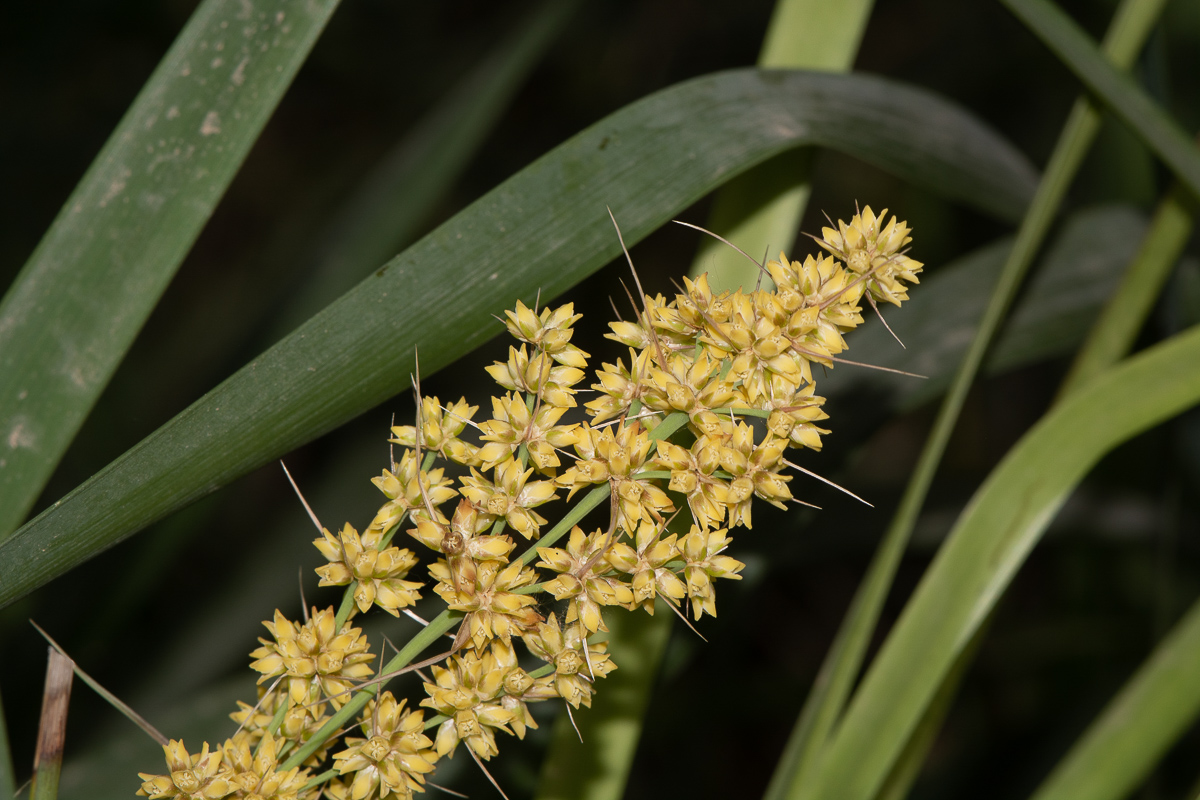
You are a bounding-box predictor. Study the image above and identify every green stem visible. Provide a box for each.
[334,591,358,631]
[519,486,611,566]
[300,768,338,793]
[1002,0,1200,197]
[265,700,289,738]
[518,412,689,566]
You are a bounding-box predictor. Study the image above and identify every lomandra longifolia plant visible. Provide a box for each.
[132,207,921,800]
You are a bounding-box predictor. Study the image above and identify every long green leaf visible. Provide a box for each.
[873,617,988,800]
[1017,154,1200,800]
[0,0,342,540]
[1027,593,1200,800]
[0,68,1037,610]
[773,2,1165,794]
[1001,0,1200,197]
[51,6,577,665]
[799,322,1200,800]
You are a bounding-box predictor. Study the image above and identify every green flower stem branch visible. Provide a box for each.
[0,68,1037,612]
[279,609,462,772]
[0,0,342,540]
[768,1,1166,797]
[800,328,1200,799]
[278,410,689,777]
[690,0,874,293]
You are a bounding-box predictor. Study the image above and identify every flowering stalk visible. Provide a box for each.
[135,206,919,800]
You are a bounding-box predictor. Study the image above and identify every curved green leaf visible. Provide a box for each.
[0,68,1038,610]
[799,323,1200,800]
[0,0,342,539]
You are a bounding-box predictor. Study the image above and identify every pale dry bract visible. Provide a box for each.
[135,206,920,799]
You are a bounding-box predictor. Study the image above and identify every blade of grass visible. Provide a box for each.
[769,3,1166,797]
[1001,0,1200,197]
[0,0,343,540]
[1059,178,1198,397]
[863,146,1197,800]
[1026,593,1200,800]
[823,203,1154,797]
[690,0,874,292]
[799,320,1200,800]
[31,648,73,800]
[843,181,1193,800]
[271,0,578,335]
[1013,145,1200,800]
[0,68,1039,610]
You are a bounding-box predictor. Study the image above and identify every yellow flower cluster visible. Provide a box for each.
[137,207,918,799]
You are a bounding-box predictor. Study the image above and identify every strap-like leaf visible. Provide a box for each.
[0,0,343,539]
[800,322,1200,800]
[773,0,1168,792]
[0,68,1037,610]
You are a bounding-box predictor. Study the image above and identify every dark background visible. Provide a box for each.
[2,0,1199,797]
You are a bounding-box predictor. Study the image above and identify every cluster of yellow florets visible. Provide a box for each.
[136,206,918,800]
